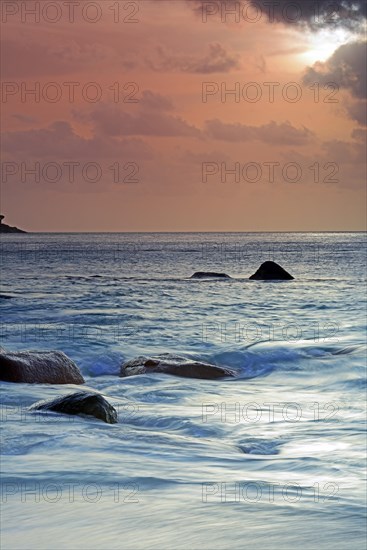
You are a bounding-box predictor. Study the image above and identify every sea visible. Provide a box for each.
[1,232,366,550]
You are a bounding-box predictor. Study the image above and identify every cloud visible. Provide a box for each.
[303,41,367,99]
[322,137,366,164]
[345,100,367,126]
[1,38,117,77]
[205,119,314,145]
[74,101,201,138]
[139,90,174,111]
[303,41,366,127]
[12,114,38,125]
[147,42,240,73]
[2,121,152,159]
[181,149,232,164]
[258,0,366,30]
[275,140,366,189]
[351,128,367,142]
[189,1,366,30]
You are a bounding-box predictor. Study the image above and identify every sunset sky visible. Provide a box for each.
[1,0,366,231]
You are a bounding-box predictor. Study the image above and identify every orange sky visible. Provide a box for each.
[1,0,366,231]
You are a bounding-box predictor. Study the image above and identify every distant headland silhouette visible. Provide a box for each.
[0,215,27,233]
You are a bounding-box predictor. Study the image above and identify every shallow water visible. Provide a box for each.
[1,232,366,549]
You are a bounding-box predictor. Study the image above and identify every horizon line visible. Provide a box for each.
[3,230,367,234]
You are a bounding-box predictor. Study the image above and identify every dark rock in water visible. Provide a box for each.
[190,272,230,279]
[0,349,85,384]
[249,261,294,280]
[0,214,26,233]
[30,391,118,424]
[120,353,235,379]
[239,438,282,455]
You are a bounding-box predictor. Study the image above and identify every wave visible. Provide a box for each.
[75,339,366,384]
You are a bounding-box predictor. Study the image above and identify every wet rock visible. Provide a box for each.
[30,391,118,424]
[190,272,230,279]
[0,349,85,384]
[249,261,294,280]
[120,353,235,379]
[238,438,282,455]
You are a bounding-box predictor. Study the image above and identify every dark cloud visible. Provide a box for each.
[147,43,240,73]
[205,119,314,144]
[189,1,366,30]
[303,41,366,99]
[345,100,367,126]
[259,0,366,29]
[351,128,367,142]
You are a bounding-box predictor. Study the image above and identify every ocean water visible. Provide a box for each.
[1,232,366,550]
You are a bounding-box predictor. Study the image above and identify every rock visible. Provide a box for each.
[249,261,294,280]
[0,349,85,384]
[238,438,282,455]
[0,224,26,233]
[190,272,230,279]
[0,214,26,233]
[120,353,235,379]
[29,391,118,424]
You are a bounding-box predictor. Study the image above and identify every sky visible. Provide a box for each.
[1,0,366,231]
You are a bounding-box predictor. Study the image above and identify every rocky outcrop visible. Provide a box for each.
[29,391,118,424]
[120,353,236,379]
[0,215,26,233]
[190,272,230,279]
[249,261,294,280]
[0,349,85,384]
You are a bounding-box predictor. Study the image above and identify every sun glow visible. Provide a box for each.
[301,28,353,65]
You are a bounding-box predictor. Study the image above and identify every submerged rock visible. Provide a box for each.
[190,272,230,279]
[249,261,294,280]
[120,353,235,379]
[0,349,85,384]
[238,437,284,455]
[30,391,118,424]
